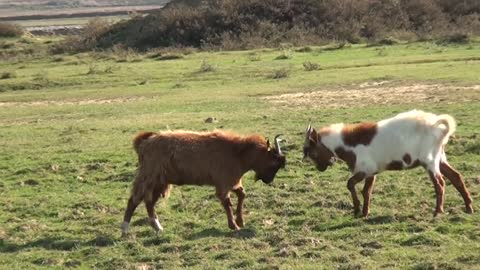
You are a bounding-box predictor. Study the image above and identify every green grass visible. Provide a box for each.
[1,38,480,269]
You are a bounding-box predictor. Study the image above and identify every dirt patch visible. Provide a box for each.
[0,96,146,107]
[263,83,480,109]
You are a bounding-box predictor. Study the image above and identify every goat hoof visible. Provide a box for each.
[466,206,474,214]
[150,218,164,233]
[235,218,244,228]
[228,223,240,231]
[121,221,129,236]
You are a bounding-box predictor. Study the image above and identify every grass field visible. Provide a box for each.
[1,37,480,269]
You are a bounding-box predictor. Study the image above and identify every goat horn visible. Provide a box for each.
[274,134,283,155]
[306,123,312,138]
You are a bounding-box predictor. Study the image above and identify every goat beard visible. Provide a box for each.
[254,172,274,184]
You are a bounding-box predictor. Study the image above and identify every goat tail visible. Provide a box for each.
[133,131,155,154]
[434,114,456,145]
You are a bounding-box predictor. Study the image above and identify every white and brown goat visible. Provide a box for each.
[121,130,285,234]
[303,110,473,217]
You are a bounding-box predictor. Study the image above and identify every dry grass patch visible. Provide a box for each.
[263,83,480,109]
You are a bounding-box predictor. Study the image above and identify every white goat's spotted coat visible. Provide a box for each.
[305,110,473,216]
[320,110,456,176]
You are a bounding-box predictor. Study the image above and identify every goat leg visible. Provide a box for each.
[361,175,376,217]
[440,161,474,214]
[428,170,445,216]
[145,187,164,233]
[122,195,142,235]
[217,191,239,230]
[347,172,366,217]
[233,186,246,227]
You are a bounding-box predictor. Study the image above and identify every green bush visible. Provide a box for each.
[268,68,289,79]
[0,22,23,37]
[1,71,16,79]
[303,61,320,71]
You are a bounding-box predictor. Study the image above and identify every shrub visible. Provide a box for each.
[275,49,293,60]
[303,61,320,71]
[198,60,215,72]
[86,63,118,75]
[437,33,470,44]
[50,18,112,54]
[1,71,16,79]
[367,37,400,47]
[0,41,14,49]
[296,46,313,53]
[322,42,347,51]
[155,54,184,61]
[0,22,23,37]
[376,47,389,57]
[58,0,480,50]
[86,64,100,75]
[268,68,289,79]
[248,54,261,62]
[111,45,139,62]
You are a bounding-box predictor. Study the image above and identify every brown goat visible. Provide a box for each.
[121,130,286,234]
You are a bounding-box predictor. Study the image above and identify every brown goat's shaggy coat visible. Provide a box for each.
[121,130,285,234]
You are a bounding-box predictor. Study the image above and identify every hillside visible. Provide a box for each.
[94,0,480,50]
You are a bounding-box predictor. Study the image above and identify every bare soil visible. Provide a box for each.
[263,83,480,109]
[0,96,146,107]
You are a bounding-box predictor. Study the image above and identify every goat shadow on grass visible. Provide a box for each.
[186,227,256,240]
[0,235,116,253]
[364,215,397,225]
[313,214,408,232]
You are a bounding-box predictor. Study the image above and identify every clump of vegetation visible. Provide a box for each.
[303,61,320,71]
[1,71,16,79]
[50,18,112,54]
[86,64,100,75]
[269,68,290,79]
[91,0,480,50]
[0,41,14,49]
[275,48,293,60]
[33,70,49,82]
[111,45,140,62]
[52,56,64,62]
[248,54,261,62]
[437,33,470,44]
[86,63,118,75]
[198,60,215,72]
[322,42,347,51]
[376,47,389,57]
[367,37,400,47]
[155,54,184,61]
[296,46,313,53]
[0,22,23,37]
[173,80,187,88]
